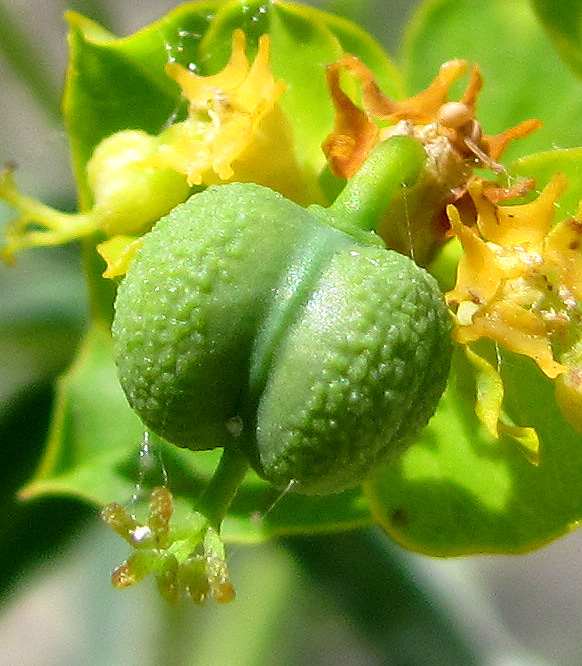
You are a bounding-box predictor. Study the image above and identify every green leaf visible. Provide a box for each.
[509,147,582,219]
[363,81,582,554]
[21,324,145,504]
[292,3,405,102]
[366,345,582,555]
[21,325,372,543]
[403,0,582,163]
[531,0,582,79]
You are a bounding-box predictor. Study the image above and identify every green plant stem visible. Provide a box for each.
[320,135,427,234]
[195,447,250,531]
[0,2,61,123]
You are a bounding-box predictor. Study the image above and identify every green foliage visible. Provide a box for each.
[367,345,582,555]
[361,0,582,555]
[348,0,582,555]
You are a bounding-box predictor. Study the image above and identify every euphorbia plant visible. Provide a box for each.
[3,0,582,605]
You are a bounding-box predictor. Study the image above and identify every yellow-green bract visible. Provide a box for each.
[112,139,452,495]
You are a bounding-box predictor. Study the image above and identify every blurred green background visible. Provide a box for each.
[1,1,582,664]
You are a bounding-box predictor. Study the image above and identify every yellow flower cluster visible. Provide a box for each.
[146,29,286,186]
[446,174,582,379]
[446,175,582,437]
[321,54,541,265]
[447,174,582,379]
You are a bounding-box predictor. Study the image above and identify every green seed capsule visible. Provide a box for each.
[113,178,451,495]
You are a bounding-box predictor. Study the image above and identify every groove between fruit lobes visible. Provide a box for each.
[112,182,451,496]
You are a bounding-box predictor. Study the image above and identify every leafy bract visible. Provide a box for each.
[355,0,582,555]
[365,0,582,553]
[368,145,582,554]
[366,345,582,555]
[367,0,582,555]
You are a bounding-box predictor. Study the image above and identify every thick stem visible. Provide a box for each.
[316,135,426,236]
[195,447,249,531]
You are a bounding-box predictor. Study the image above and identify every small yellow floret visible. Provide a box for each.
[446,174,581,380]
[147,30,286,186]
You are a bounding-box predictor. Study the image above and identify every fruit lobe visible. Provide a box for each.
[255,245,451,494]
